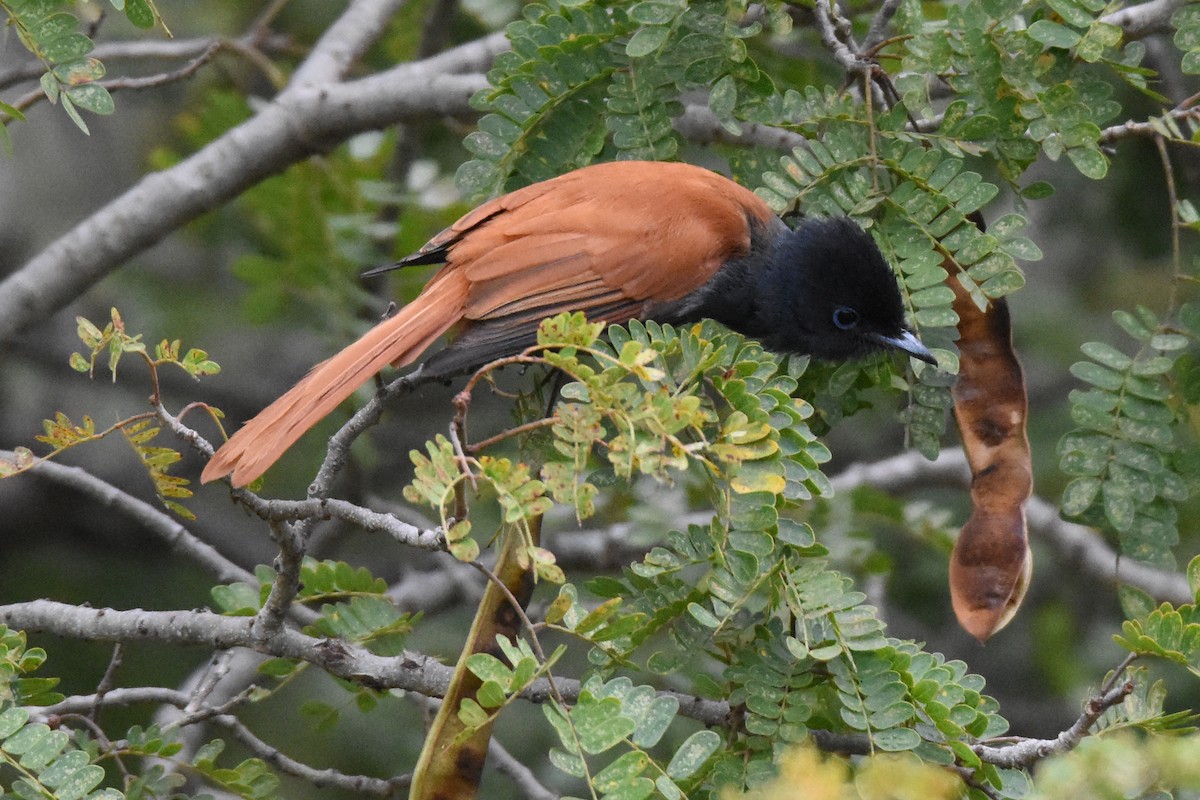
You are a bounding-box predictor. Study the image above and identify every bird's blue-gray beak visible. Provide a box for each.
[873,329,938,366]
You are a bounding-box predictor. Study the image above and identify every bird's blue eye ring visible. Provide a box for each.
[832,307,860,330]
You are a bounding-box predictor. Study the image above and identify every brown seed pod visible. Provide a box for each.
[948,278,1033,642]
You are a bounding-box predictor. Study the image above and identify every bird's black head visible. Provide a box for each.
[755,217,936,365]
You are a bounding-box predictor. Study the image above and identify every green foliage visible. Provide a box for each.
[1114,556,1200,678]
[1059,306,1193,565]
[122,419,196,520]
[542,675,721,799]
[0,627,62,708]
[0,628,265,800]
[192,740,279,799]
[212,557,417,655]
[0,309,216,517]
[1094,667,1199,736]
[459,2,621,194]
[458,635,565,739]
[70,308,220,383]
[897,0,1125,180]
[0,0,167,141]
[457,0,787,198]
[0,707,109,800]
[1174,3,1200,75]
[400,314,1017,796]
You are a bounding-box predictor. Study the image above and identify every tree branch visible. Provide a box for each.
[212,712,409,795]
[0,35,291,93]
[0,22,504,345]
[1102,0,1182,39]
[3,450,253,585]
[0,600,451,696]
[0,599,736,732]
[485,737,557,800]
[830,449,1193,606]
[973,676,1136,768]
[673,103,807,151]
[291,0,409,85]
[1099,107,1200,145]
[36,687,409,797]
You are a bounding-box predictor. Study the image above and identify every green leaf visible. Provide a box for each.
[0,706,30,737]
[629,1,683,24]
[593,751,650,792]
[1102,486,1136,532]
[47,763,104,800]
[42,33,94,63]
[626,26,670,57]
[60,93,89,134]
[1067,146,1109,179]
[1028,20,1083,48]
[125,0,157,28]
[1081,341,1132,371]
[666,730,721,778]
[1020,181,1055,199]
[872,727,922,751]
[64,84,114,115]
[1070,361,1123,391]
[709,74,738,125]
[631,695,679,747]
[687,602,721,628]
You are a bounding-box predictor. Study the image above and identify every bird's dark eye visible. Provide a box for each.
[832,307,860,330]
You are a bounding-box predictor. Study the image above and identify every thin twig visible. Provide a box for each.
[100,41,223,91]
[90,644,125,722]
[1099,108,1200,146]
[467,557,566,708]
[209,713,411,796]
[1155,134,1184,315]
[487,736,558,800]
[467,417,558,454]
[5,450,253,585]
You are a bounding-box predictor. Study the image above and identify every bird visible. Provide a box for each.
[201,160,936,487]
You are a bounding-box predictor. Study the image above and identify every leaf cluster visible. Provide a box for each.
[0,0,166,144]
[0,626,277,800]
[1115,556,1200,679]
[394,315,1028,796]
[212,558,417,658]
[457,635,565,740]
[897,0,1130,181]
[1059,306,1197,565]
[542,674,722,800]
[458,0,788,198]
[0,310,219,518]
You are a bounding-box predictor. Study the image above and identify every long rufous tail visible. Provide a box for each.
[201,272,467,487]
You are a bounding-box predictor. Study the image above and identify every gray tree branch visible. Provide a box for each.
[3,450,253,585]
[1102,0,1183,38]
[36,686,408,796]
[0,15,504,345]
[832,449,1192,606]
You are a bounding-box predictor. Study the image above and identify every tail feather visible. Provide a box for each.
[202,273,467,487]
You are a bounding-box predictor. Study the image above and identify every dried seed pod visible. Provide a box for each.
[948,281,1033,642]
